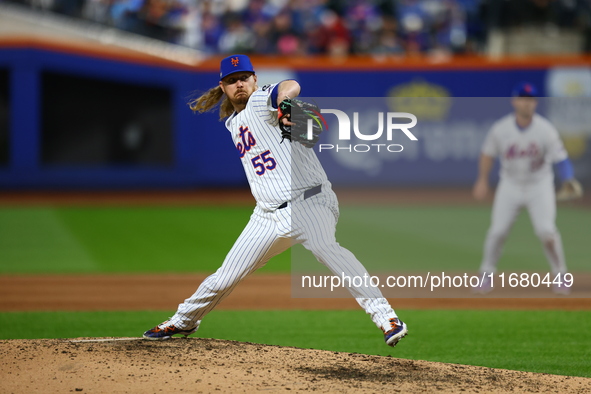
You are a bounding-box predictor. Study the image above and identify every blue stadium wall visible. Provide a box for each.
[0,41,589,189]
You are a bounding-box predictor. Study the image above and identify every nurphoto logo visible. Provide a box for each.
[311,110,418,153]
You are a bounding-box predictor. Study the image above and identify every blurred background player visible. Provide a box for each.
[472,82,581,295]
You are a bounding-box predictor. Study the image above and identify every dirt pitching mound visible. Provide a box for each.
[2,338,590,393]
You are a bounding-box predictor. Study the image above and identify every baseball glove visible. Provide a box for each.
[556,179,584,201]
[278,98,327,148]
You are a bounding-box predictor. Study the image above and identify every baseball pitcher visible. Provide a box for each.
[143,54,408,347]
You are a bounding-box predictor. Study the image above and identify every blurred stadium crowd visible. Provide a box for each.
[6,0,591,55]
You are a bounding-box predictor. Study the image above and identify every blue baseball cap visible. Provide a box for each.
[219,54,255,81]
[512,82,538,97]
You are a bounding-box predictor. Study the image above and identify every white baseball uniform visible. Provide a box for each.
[479,113,568,275]
[168,83,398,332]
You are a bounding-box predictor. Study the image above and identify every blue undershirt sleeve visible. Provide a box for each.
[270,80,298,109]
[555,158,574,181]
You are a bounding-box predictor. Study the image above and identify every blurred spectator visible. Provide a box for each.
[200,1,224,53]
[371,15,405,56]
[218,13,256,53]
[269,10,303,54]
[82,0,110,24]
[113,0,144,35]
[343,0,382,54]
[397,0,430,54]
[309,8,352,55]
[10,0,591,55]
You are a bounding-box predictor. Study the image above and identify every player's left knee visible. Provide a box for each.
[536,230,557,246]
[543,238,555,250]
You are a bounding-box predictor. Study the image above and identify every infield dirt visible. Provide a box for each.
[2,336,591,393]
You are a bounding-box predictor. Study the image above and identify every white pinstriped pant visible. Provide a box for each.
[169,184,397,332]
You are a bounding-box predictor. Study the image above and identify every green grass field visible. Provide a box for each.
[1,205,588,273]
[0,204,590,377]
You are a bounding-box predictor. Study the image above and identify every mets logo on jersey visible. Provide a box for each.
[236,126,256,158]
[505,143,541,160]
[505,143,544,171]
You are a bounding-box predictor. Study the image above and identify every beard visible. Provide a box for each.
[231,90,250,106]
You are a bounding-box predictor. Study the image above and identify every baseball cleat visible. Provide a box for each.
[552,277,571,295]
[383,318,408,347]
[143,321,197,340]
[472,275,492,294]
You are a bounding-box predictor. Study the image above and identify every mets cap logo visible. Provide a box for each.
[524,84,532,93]
[220,54,254,81]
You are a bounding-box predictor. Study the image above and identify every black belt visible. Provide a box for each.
[278,185,322,209]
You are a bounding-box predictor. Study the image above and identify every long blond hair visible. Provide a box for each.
[188,86,235,120]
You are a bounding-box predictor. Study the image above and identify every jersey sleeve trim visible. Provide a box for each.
[270,79,299,109]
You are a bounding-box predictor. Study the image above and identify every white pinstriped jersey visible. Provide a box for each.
[482,113,568,184]
[225,83,328,211]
